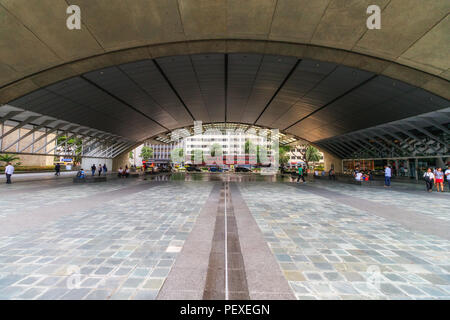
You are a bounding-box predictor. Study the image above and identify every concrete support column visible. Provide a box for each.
[112,149,132,171]
[321,149,343,173]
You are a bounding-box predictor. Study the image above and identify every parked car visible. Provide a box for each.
[235,167,251,173]
[186,166,201,172]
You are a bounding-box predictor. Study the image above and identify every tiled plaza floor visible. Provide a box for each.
[312,181,450,222]
[0,174,449,300]
[0,180,212,300]
[238,182,450,300]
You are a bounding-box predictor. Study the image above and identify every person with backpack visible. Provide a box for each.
[423,168,435,192]
[98,164,103,176]
[91,164,96,176]
[76,168,86,179]
[103,164,108,176]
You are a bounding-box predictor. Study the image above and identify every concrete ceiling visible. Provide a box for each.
[6,54,449,144]
[0,0,449,101]
[0,0,449,148]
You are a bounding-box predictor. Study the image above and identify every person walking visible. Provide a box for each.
[103,164,108,176]
[445,166,450,192]
[91,164,96,176]
[297,165,305,183]
[434,167,444,192]
[5,162,14,184]
[55,163,61,176]
[423,168,435,192]
[328,168,336,181]
[98,164,103,176]
[384,165,392,187]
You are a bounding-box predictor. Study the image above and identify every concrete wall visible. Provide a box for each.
[112,150,131,172]
[81,157,113,172]
[321,149,343,173]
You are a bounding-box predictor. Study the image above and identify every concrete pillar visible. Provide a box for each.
[321,149,343,173]
[112,150,131,171]
[436,157,445,168]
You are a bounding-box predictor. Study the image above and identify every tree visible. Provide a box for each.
[278,146,291,166]
[303,145,321,167]
[0,154,20,166]
[139,146,153,162]
[57,136,82,163]
[209,143,222,157]
[129,151,134,159]
[191,149,204,164]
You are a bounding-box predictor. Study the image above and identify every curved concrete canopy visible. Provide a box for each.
[0,1,449,157]
[5,53,449,145]
[0,0,449,102]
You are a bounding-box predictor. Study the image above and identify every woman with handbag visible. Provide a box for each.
[423,168,435,192]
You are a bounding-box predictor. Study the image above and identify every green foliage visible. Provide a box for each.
[209,143,222,157]
[278,145,291,166]
[305,145,321,163]
[191,149,204,163]
[139,146,153,161]
[0,154,20,165]
[129,151,134,159]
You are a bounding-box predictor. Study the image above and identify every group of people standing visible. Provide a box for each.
[91,164,108,176]
[423,167,450,192]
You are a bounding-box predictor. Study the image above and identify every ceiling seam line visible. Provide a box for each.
[283,74,378,131]
[152,59,196,122]
[63,0,105,52]
[270,64,339,126]
[225,53,228,123]
[116,66,174,130]
[79,75,169,131]
[253,59,301,125]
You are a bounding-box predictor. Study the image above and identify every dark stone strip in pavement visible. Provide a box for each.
[157,183,221,300]
[230,183,296,300]
[288,183,450,241]
[0,180,167,238]
[203,182,250,300]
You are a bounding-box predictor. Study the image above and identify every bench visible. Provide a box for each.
[73,176,107,183]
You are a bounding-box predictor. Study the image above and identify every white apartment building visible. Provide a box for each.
[185,132,273,155]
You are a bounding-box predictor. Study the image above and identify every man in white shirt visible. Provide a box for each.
[5,162,14,184]
[445,166,450,192]
[384,165,392,187]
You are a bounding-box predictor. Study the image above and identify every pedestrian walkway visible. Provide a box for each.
[0,174,448,300]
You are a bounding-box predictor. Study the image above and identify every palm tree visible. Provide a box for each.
[303,145,321,168]
[0,154,20,166]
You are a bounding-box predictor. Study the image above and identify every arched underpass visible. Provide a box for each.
[0,0,449,302]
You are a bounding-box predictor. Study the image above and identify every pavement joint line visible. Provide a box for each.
[224,180,229,300]
[0,180,169,238]
[285,182,450,241]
